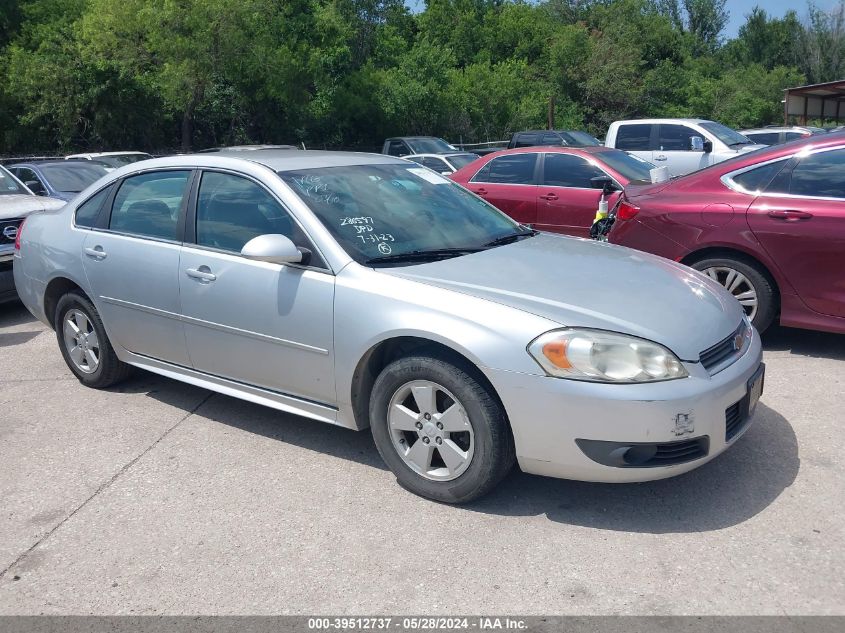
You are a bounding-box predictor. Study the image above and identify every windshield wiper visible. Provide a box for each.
[484,228,539,248]
[365,247,483,265]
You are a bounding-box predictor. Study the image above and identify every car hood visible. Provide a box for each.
[382,234,743,361]
[0,194,65,220]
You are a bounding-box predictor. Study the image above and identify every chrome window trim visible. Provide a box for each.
[721,144,845,201]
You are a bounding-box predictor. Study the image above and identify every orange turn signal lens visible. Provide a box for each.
[542,340,572,369]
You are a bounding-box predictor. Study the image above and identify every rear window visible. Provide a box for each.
[598,149,655,182]
[615,124,653,151]
[513,133,539,148]
[41,164,109,193]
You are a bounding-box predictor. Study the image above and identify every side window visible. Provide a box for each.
[615,124,653,151]
[541,133,562,146]
[420,157,446,171]
[196,171,318,259]
[731,160,788,193]
[748,132,779,145]
[387,141,407,156]
[784,132,804,141]
[543,153,605,188]
[789,149,845,199]
[471,153,537,184]
[514,133,538,148]
[658,124,697,151]
[109,171,190,240]
[74,186,113,228]
[17,168,41,188]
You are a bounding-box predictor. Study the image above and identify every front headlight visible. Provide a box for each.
[527,329,688,383]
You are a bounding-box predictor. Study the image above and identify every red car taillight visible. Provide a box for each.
[14,217,25,251]
[616,201,640,221]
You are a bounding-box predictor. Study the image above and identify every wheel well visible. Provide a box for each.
[680,247,781,301]
[350,336,506,431]
[43,278,87,330]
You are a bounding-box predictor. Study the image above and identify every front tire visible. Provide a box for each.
[369,354,515,503]
[55,291,132,388]
[690,256,777,333]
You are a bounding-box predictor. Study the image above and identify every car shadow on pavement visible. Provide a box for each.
[0,301,38,328]
[467,402,798,533]
[762,325,845,360]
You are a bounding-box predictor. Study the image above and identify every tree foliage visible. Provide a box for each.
[0,0,843,154]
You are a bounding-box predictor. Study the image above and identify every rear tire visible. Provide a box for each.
[55,291,132,388]
[690,256,777,333]
[369,354,515,504]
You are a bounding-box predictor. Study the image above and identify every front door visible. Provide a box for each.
[747,147,845,317]
[178,170,336,404]
[535,152,619,237]
[81,169,193,366]
[466,153,538,225]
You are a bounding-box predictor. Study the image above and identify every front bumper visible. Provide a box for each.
[483,331,764,483]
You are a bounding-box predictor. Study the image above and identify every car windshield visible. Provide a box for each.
[700,121,753,146]
[0,166,29,196]
[279,164,523,265]
[560,131,601,146]
[447,153,479,169]
[41,163,109,193]
[597,149,655,182]
[407,138,455,153]
[96,154,151,168]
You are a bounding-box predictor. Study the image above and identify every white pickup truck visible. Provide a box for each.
[604,118,767,176]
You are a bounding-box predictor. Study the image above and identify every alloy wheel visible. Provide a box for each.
[62,309,100,374]
[702,266,758,321]
[387,380,475,481]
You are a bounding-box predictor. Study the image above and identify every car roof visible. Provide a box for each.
[513,129,585,134]
[478,146,618,158]
[614,118,710,125]
[9,160,90,168]
[66,151,150,158]
[386,136,443,141]
[405,152,476,159]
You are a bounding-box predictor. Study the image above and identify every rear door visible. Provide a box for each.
[536,153,617,237]
[746,146,845,317]
[81,169,193,365]
[654,124,709,176]
[467,153,538,225]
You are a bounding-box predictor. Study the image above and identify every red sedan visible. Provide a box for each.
[449,146,655,237]
[608,132,845,334]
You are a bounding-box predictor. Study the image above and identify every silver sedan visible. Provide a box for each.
[13,151,764,503]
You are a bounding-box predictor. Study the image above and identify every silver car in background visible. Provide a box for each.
[13,151,764,503]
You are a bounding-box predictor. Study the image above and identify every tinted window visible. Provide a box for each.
[75,186,113,227]
[615,124,653,151]
[0,166,28,196]
[387,141,408,156]
[543,153,605,188]
[41,163,108,193]
[447,154,479,170]
[789,149,845,199]
[407,138,454,153]
[731,160,788,192]
[559,131,602,147]
[658,124,697,151]
[110,171,191,240]
[197,171,311,253]
[15,168,41,188]
[420,157,448,171]
[514,133,538,148]
[471,154,537,184]
[541,133,562,146]
[784,132,805,141]
[598,149,655,182]
[746,132,779,145]
[280,164,520,264]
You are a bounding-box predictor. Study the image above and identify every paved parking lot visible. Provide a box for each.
[0,301,843,615]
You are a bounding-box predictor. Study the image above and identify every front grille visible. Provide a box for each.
[700,320,748,374]
[725,400,745,441]
[0,218,23,246]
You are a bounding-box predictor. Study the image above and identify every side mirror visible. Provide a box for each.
[690,136,705,152]
[590,175,620,195]
[703,139,713,153]
[241,234,303,265]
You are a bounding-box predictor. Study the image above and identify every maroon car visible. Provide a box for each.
[449,146,654,237]
[608,132,845,334]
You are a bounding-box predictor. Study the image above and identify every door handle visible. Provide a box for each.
[539,193,559,201]
[473,188,488,195]
[185,267,217,282]
[84,246,107,260]
[767,210,813,221]
[654,155,667,161]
